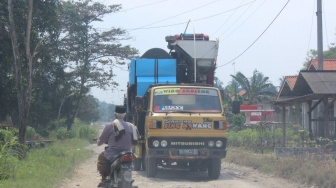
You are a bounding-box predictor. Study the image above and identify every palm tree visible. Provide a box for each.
[214,77,244,109]
[230,70,277,105]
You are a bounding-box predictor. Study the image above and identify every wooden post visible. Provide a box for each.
[323,97,329,138]
[308,101,313,139]
[282,105,286,147]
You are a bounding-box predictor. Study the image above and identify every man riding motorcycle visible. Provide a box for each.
[97,106,139,187]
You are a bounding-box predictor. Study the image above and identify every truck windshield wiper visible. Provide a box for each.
[165,110,196,115]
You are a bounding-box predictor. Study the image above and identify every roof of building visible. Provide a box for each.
[292,70,336,95]
[275,70,336,104]
[308,59,336,70]
[278,59,336,99]
[277,75,298,98]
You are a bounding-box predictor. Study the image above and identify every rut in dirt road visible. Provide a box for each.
[58,143,304,188]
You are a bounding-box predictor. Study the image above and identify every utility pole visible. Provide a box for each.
[317,0,323,70]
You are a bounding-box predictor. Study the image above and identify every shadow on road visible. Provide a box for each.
[135,166,234,182]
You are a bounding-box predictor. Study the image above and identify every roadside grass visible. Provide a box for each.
[226,147,336,188]
[0,138,92,188]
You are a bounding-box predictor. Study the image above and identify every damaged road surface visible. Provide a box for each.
[133,162,304,188]
[58,143,305,188]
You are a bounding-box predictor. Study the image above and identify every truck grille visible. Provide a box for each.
[147,137,227,149]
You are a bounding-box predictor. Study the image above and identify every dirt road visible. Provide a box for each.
[58,143,304,188]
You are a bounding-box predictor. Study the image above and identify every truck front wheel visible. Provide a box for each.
[145,157,157,177]
[207,158,221,179]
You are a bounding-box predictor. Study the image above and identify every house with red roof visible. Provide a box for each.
[276,59,336,139]
[307,59,336,71]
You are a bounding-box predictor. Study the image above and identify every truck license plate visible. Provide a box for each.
[179,149,198,155]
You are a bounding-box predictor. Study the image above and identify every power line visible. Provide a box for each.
[128,0,220,31]
[217,0,291,68]
[128,1,256,31]
[173,0,256,61]
[306,0,316,53]
[202,0,265,61]
[212,0,247,36]
[219,0,264,39]
[116,0,168,13]
[322,1,329,45]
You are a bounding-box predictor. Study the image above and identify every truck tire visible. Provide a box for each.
[141,146,146,171]
[145,157,157,177]
[133,158,141,171]
[207,158,221,179]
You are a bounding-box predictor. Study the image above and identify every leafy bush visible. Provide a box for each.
[51,127,77,140]
[227,125,305,151]
[26,127,38,141]
[73,119,98,140]
[0,130,24,180]
[228,114,245,131]
[78,125,98,140]
[0,138,91,187]
[0,119,97,183]
[48,119,98,141]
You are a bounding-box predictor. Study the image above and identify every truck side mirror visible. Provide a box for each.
[232,101,240,114]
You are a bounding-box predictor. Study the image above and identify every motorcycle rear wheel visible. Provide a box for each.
[117,180,131,188]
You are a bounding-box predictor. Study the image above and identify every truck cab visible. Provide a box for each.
[141,85,227,179]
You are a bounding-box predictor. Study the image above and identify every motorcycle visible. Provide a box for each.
[98,151,138,188]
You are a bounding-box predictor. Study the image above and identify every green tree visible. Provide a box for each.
[58,0,138,130]
[7,0,59,145]
[303,39,336,69]
[228,114,245,131]
[214,77,225,90]
[77,95,99,123]
[324,43,336,59]
[0,2,17,123]
[231,70,277,105]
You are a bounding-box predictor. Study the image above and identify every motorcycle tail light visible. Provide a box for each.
[119,153,135,162]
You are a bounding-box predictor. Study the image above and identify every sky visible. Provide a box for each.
[90,0,336,105]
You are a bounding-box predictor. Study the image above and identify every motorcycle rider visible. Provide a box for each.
[97,105,138,186]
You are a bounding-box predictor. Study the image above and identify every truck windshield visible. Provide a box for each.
[152,87,222,113]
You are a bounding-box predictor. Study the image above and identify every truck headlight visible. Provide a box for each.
[161,140,168,147]
[208,141,214,147]
[153,140,159,147]
[216,140,223,147]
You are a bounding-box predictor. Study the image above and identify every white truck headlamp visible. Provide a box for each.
[153,140,159,147]
[161,140,168,147]
[208,141,215,147]
[216,140,223,147]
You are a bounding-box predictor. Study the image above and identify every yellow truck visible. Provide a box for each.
[126,34,227,179]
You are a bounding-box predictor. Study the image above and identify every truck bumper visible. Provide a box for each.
[147,148,227,159]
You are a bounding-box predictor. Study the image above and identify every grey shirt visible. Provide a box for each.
[97,119,133,160]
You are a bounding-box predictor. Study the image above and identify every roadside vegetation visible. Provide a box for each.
[227,125,336,188]
[0,120,98,188]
